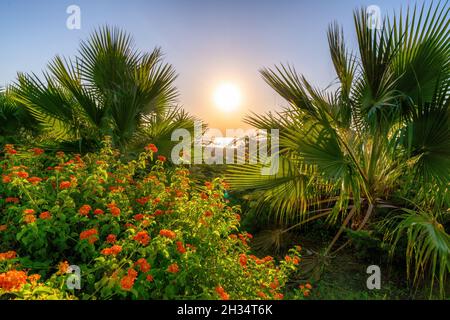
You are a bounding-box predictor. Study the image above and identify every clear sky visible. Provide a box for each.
[0,0,420,130]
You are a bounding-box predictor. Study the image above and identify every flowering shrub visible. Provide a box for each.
[0,139,302,300]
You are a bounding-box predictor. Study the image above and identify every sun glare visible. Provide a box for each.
[213,83,241,112]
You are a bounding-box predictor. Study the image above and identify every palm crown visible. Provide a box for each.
[12,26,180,152]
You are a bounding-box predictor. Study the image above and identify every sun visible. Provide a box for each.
[213,83,241,112]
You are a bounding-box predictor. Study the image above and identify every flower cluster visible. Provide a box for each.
[0,141,302,300]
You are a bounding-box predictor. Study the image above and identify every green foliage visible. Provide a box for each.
[226,2,450,297]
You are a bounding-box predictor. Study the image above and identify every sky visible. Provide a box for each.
[0,0,421,130]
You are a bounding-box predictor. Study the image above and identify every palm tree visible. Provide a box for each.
[227,2,449,297]
[0,88,39,144]
[11,26,183,152]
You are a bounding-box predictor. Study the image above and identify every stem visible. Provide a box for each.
[324,205,357,255]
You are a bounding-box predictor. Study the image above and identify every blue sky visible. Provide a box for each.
[0,0,420,128]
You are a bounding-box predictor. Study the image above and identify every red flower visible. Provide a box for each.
[157,155,166,162]
[16,171,29,179]
[94,208,104,215]
[239,254,248,267]
[154,209,164,216]
[176,241,187,254]
[78,204,92,216]
[23,209,35,215]
[32,148,44,156]
[101,245,122,256]
[27,177,42,185]
[167,263,180,273]
[106,234,117,243]
[135,258,151,273]
[59,181,71,190]
[133,231,150,246]
[274,293,284,300]
[204,181,213,190]
[146,274,154,282]
[159,229,176,240]
[2,175,11,183]
[120,269,138,291]
[145,144,158,153]
[136,196,150,205]
[257,291,267,299]
[39,211,52,220]
[204,210,213,217]
[215,286,230,300]
[79,228,98,244]
[5,197,19,204]
[134,214,144,221]
[110,206,121,217]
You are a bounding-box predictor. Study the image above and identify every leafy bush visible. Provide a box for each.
[0,139,301,300]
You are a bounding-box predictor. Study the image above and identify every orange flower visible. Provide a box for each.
[120,269,137,291]
[28,274,41,284]
[78,204,92,216]
[159,229,176,240]
[101,245,122,256]
[269,278,279,290]
[135,258,151,273]
[154,209,164,216]
[204,181,213,190]
[106,234,117,243]
[110,206,121,217]
[59,181,71,190]
[215,286,230,300]
[305,283,312,289]
[136,196,150,205]
[146,274,154,282]
[16,171,29,179]
[39,211,52,220]
[79,228,98,244]
[134,214,144,221]
[58,261,70,274]
[274,293,284,300]
[32,148,44,156]
[145,144,158,153]
[239,254,247,267]
[94,208,104,215]
[284,255,292,263]
[133,231,150,246]
[27,177,42,185]
[5,197,19,204]
[0,225,7,232]
[176,241,187,254]
[204,210,213,218]
[0,270,28,292]
[167,263,180,273]
[23,214,36,224]
[293,257,300,265]
[303,290,310,297]
[0,251,17,261]
[2,175,11,183]
[157,155,166,162]
[23,209,35,215]
[257,291,267,299]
